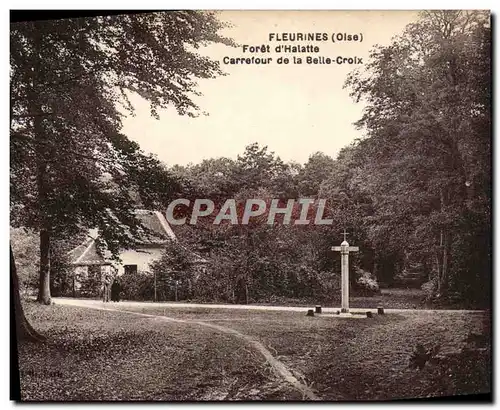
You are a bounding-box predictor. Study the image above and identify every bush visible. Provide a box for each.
[421,278,437,300]
[192,266,233,303]
[50,249,75,297]
[355,268,380,296]
[120,270,154,301]
[10,227,39,293]
[148,242,197,301]
[315,271,341,303]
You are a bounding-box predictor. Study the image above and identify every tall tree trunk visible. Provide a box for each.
[435,249,442,290]
[35,116,52,305]
[11,245,46,342]
[438,231,451,296]
[30,23,52,305]
[436,189,452,296]
[372,248,378,280]
[37,229,51,304]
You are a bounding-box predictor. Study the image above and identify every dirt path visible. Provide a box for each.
[54,299,320,401]
[54,298,485,314]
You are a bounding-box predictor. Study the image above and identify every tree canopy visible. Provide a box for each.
[11,11,491,314]
[164,11,490,306]
[10,11,235,305]
[343,10,491,299]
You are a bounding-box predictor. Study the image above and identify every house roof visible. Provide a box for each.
[68,209,178,266]
[134,209,176,245]
[68,238,111,266]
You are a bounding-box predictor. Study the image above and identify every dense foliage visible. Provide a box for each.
[10,11,234,304]
[166,144,380,304]
[161,11,490,306]
[11,11,490,309]
[343,11,491,305]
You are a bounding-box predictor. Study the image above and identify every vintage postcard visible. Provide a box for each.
[10,10,491,402]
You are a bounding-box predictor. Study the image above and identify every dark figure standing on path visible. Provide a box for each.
[102,273,111,303]
[111,279,121,302]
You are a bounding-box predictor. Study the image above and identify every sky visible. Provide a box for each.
[120,10,420,167]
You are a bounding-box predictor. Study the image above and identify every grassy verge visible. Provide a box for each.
[240,288,427,309]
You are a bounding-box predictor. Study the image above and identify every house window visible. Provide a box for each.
[124,264,138,275]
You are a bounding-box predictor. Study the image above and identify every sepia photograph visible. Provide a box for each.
[10,9,491,402]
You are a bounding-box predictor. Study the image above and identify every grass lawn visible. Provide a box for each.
[18,300,300,401]
[247,288,484,310]
[350,288,430,309]
[17,300,491,401]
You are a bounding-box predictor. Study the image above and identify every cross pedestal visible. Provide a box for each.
[332,236,359,315]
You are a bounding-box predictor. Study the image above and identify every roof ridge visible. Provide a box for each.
[68,209,179,261]
[67,237,93,256]
[135,209,154,215]
[153,210,177,241]
[74,238,96,264]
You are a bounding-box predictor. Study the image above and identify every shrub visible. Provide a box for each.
[192,265,233,303]
[120,270,154,301]
[315,271,341,303]
[10,227,39,293]
[355,268,380,296]
[421,277,437,300]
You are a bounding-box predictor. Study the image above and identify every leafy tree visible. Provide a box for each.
[172,157,239,202]
[10,227,83,296]
[233,143,298,198]
[296,152,335,197]
[170,143,370,303]
[125,150,186,210]
[10,228,39,292]
[10,11,233,306]
[149,240,195,301]
[344,11,490,298]
[10,11,234,342]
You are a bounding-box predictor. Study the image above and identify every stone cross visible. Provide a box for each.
[332,231,359,314]
[342,228,348,242]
